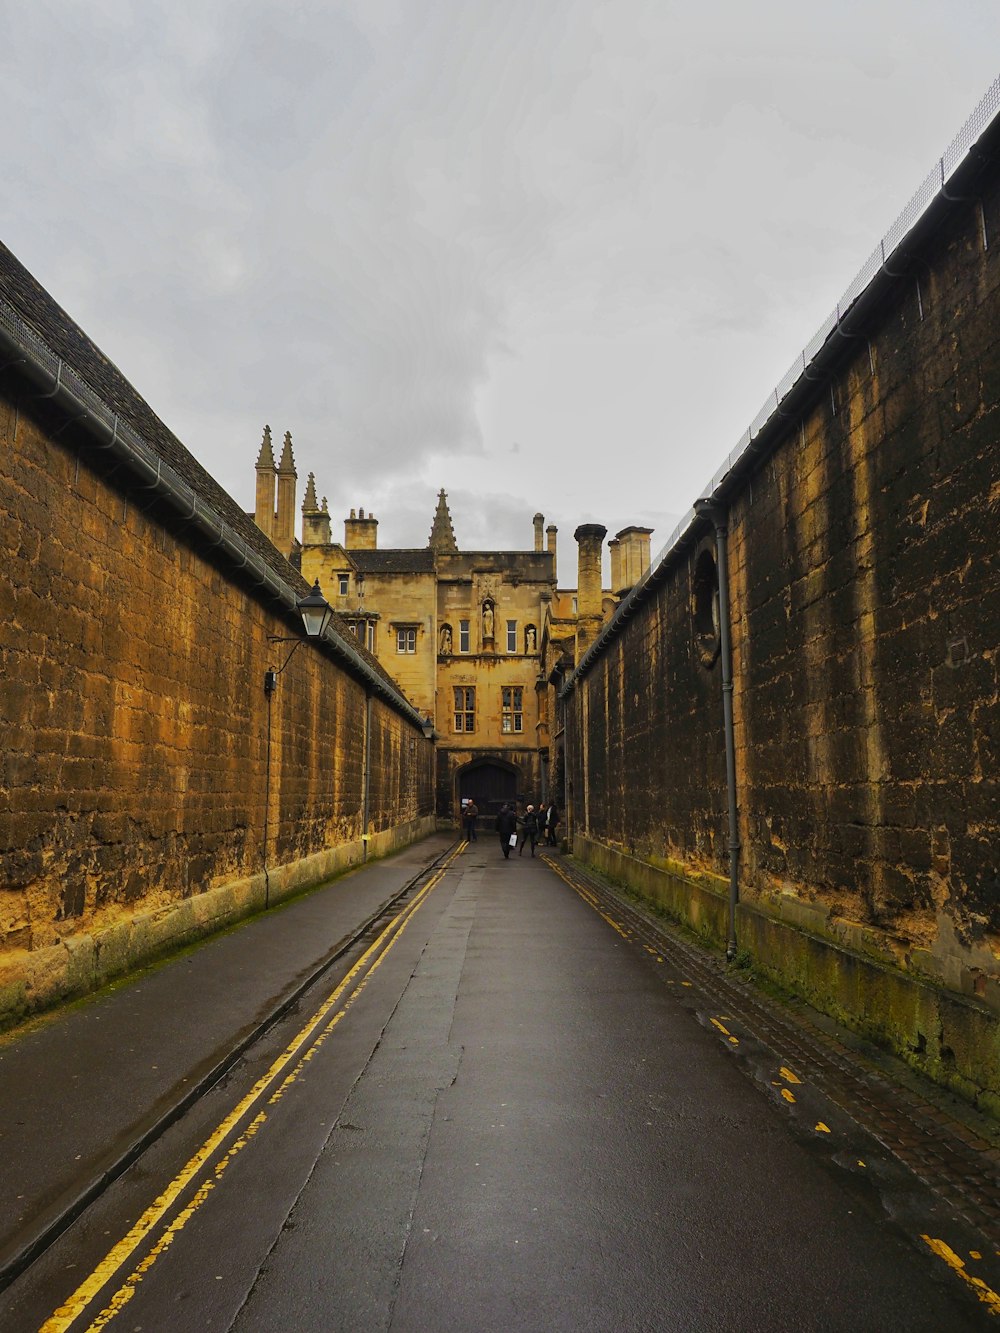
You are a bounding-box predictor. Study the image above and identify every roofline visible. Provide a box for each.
[0,300,428,730]
[562,77,1000,697]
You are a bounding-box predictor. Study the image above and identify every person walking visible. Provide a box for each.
[545,801,560,846]
[518,804,539,857]
[497,803,517,859]
[463,799,479,842]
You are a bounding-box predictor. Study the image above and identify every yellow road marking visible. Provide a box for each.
[779,1066,802,1084]
[815,1122,831,1134]
[42,847,462,1333]
[780,1088,796,1104]
[922,1236,1000,1315]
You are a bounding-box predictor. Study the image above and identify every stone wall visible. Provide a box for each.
[0,386,434,1026]
[564,141,1000,1107]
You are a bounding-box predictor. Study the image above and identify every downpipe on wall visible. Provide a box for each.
[694,499,740,962]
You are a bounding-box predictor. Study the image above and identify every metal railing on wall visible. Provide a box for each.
[565,73,1000,692]
[701,73,1000,506]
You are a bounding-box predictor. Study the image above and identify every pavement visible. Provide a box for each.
[0,833,457,1286]
[1,831,999,1327]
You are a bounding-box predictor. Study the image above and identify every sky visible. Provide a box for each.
[2,2,999,583]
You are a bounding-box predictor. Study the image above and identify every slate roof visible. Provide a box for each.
[350,549,437,575]
[0,240,403,697]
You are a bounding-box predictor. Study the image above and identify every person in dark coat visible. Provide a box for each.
[545,801,560,846]
[463,799,479,841]
[518,804,539,857]
[497,803,517,859]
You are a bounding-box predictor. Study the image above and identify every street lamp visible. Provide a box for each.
[261,579,334,909]
[264,580,334,694]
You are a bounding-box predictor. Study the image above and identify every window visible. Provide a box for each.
[692,546,721,669]
[396,627,416,653]
[453,686,475,732]
[506,620,517,653]
[501,686,523,734]
[459,619,470,653]
[338,574,349,596]
[366,622,375,652]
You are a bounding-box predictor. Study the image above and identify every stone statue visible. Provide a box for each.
[526,624,536,652]
[483,603,494,640]
[440,624,452,654]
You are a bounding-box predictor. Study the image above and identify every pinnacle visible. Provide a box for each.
[428,488,458,552]
[256,424,275,469]
[302,471,318,512]
[278,430,296,474]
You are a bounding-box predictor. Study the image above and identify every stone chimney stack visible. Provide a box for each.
[345,506,379,551]
[254,425,276,541]
[608,537,622,595]
[273,431,298,555]
[574,523,607,658]
[547,524,558,582]
[533,513,544,552]
[615,526,654,593]
[301,472,331,546]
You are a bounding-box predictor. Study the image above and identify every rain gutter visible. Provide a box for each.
[0,299,427,732]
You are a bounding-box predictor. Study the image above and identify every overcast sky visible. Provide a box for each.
[3,2,998,582]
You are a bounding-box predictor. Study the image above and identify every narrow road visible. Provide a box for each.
[0,840,993,1331]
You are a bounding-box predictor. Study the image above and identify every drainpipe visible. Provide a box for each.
[694,499,740,961]
[362,691,373,860]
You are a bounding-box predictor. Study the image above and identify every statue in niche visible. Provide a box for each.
[439,624,452,654]
[525,624,537,653]
[482,602,494,641]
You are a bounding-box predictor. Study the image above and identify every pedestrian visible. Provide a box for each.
[497,803,517,859]
[518,804,538,857]
[463,799,479,842]
[545,801,560,846]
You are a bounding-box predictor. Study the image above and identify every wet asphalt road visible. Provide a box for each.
[1,839,992,1331]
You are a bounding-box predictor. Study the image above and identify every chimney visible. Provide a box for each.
[345,506,379,550]
[533,513,544,552]
[273,430,297,555]
[615,526,654,593]
[574,523,607,657]
[254,425,276,541]
[301,472,331,546]
[546,524,558,582]
[608,538,622,595]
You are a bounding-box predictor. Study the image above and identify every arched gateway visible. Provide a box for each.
[457,758,519,821]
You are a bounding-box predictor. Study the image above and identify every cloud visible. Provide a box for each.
[1,0,998,573]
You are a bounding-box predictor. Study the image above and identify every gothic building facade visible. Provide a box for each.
[250,435,652,819]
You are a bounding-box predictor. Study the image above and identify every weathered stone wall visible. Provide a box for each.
[0,389,434,1025]
[565,158,1000,1106]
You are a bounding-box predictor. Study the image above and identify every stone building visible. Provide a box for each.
[559,87,1000,1109]
[0,240,436,1028]
[249,461,653,820]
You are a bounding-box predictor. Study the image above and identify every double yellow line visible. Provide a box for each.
[43,846,464,1332]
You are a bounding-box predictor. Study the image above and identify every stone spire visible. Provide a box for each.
[274,430,298,555]
[278,430,296,474]
[256,424,275,469]
[254,425,276,540]
[428,489,458,553]
[301,471,330,546]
